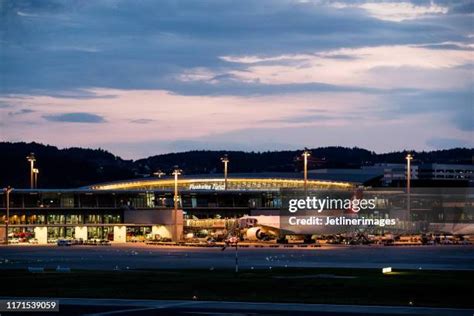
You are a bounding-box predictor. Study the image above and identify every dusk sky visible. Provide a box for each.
[1,0,473,159]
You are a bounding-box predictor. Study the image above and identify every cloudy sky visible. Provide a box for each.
[0,0,473,159]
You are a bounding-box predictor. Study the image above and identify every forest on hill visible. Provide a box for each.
[1,142,472,188]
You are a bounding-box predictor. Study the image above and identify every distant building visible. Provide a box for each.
[418,164,474,181]
[374,163,474,186]
[310,163,474,186]
[308,168,383,185]
[364,163,419,186]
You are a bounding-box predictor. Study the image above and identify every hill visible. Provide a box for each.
[0,142,472,188]
[0,142,135,188]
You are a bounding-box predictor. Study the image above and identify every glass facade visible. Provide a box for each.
[65,214,83,224]
[87,226,114,240]
[126,226,152,242]
[47,227,75,239]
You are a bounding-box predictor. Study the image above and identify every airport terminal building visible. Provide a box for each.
[1,173,473,244]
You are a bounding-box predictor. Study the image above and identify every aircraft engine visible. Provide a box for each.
[246,227,265,241]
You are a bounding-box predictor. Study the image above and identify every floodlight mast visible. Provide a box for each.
[302,148,311,193]
[172,166,182,242]
[221,155,229,190]
[26,153,36,189]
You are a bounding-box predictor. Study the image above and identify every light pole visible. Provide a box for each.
[26,153,36,189]
[222,235,239,274]
[33,168,39,188]
[172,166,182,242]
[221,154,229,190]
[302,148,311,192]
[4,187,13,245]
[406,154,413,214]
[229,236,239,274]
[153,170,165,178]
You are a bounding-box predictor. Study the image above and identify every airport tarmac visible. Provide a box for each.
[0,244,473,271]
[2,298,472,316]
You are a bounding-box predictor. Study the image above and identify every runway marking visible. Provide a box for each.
[84,301,201,316]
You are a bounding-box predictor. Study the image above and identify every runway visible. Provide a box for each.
[2,298,472,316]
[0,244,473,271]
